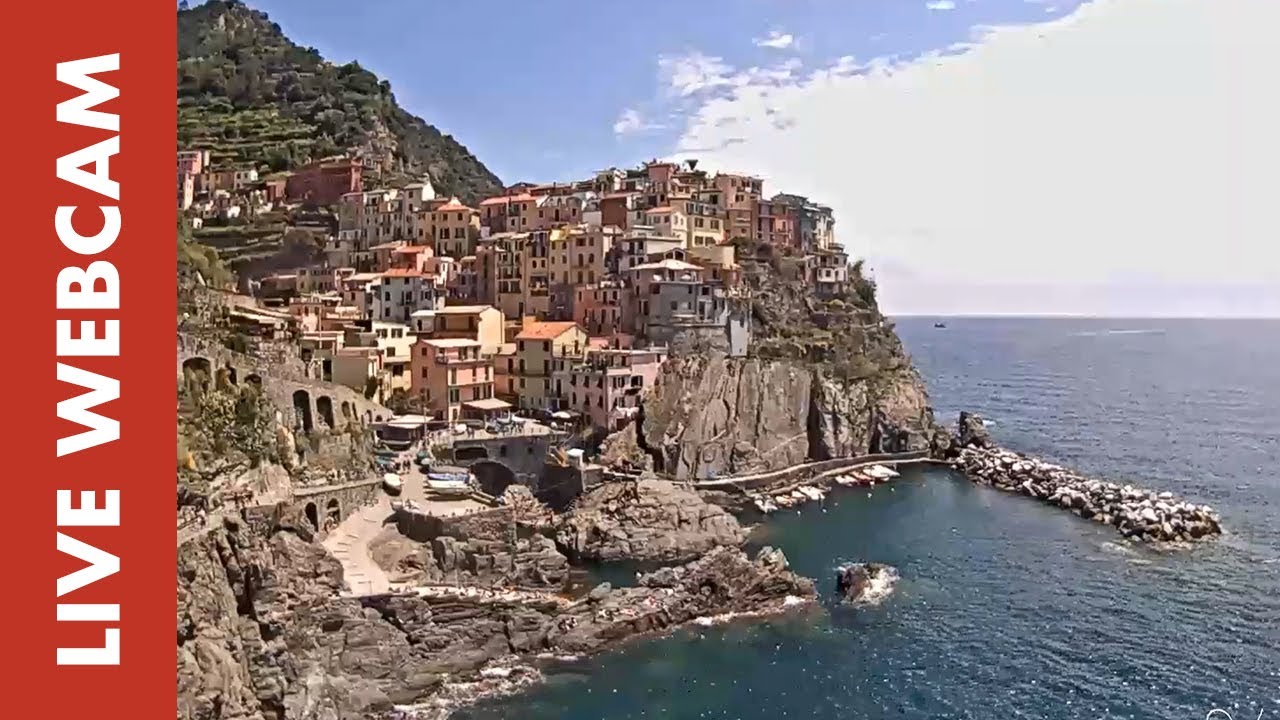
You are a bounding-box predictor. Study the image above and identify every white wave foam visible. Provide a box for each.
[857,567,899,606]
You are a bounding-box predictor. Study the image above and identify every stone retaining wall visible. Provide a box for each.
[395,506,516,544]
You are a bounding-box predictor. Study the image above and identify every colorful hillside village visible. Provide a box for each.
[179,153,849,432]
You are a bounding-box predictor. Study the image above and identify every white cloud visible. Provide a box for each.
[613,108,662,136]
[668,0,1280,317]
[658,52,736,97]
[754,30,795,50]
[926,1,957,10]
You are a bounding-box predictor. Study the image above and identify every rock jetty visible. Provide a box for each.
[948,416,1221,544]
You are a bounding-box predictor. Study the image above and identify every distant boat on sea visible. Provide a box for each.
[934,322,947,329]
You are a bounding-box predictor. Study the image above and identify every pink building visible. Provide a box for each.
[411,338,506,423]
[551,346,668,430]
[573,281,631,337]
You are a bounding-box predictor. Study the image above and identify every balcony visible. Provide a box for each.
[434,354,488,366]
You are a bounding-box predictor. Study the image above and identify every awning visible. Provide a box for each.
[464,398,512,411]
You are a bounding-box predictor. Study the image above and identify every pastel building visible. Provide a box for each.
[552,347,668,430]
[371,268,445,323]
[513,321,587,411]
[412,338,504,423]
[409,304,504,354]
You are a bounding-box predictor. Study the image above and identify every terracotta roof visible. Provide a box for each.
[603,192,638,199]
[516,321,582,341]
[370,242,403,250]
[381,268,433,278]
[433,197,476,213]
[393,245,430,254]
[479,193,536,207]
[647,207,675,214]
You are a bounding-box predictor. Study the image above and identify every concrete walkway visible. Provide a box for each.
[688,450,936,490]
[323,495,395,596]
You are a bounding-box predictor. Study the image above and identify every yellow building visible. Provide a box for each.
[428,197,481,258]
[513,320,587,411]
[549,224,619,286]
[409,304,505,354]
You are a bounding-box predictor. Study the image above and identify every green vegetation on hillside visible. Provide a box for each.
[177,0,503,203]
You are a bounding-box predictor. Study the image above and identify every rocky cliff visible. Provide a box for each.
[603,240,937,480]
[554,477,748,562]
[611,352,933,481]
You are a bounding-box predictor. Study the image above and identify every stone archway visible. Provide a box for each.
[341,401,353,421]
[304,502,319,530]
[471,460,518,497]
[316,396,335,428]
[292,389,314,433]
[455,445,488,463]
[325,498,341,524]
[182,357,212,392]
[246,373,263,389]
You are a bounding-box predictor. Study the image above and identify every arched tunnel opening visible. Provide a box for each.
[471,461,518,497]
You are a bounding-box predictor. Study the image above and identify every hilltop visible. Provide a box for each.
[176,0,502,203]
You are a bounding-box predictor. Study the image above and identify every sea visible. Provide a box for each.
[458,318,1280,720]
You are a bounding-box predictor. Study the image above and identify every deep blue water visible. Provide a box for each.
[460,318,1280,720]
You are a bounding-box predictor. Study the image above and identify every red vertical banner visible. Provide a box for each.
[1,1,175,717]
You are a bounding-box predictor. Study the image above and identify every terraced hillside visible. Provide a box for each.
[177,0,503,203]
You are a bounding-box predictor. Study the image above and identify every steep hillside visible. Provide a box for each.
[177,0,502,203]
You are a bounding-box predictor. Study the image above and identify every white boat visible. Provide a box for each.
[382,473,403,494]
[864,465,899,480]
[798,486,825,501]
[753,497,778,514]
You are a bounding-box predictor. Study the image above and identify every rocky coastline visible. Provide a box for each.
[946,413,1223,544]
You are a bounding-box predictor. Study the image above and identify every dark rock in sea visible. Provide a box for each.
[957,411,992,449]
[835,562,898,605]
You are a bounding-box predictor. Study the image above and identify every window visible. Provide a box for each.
[543,341,551,352]
[448,388,460,403]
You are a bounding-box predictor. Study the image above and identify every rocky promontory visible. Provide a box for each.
[554,476,748,563]
[947,414,1222,544]
[177,509,812,720]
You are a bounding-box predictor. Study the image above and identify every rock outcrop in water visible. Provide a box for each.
[554,476,747,562]
[835,562,898,605]
[948,414,1222,544]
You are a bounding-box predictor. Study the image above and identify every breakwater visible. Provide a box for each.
[951,445,1222,543]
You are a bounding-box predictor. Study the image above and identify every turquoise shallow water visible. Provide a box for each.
[459,318,1280,720]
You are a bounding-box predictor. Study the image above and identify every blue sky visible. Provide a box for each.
[242,0,1082,184]
[225,0,1278,317]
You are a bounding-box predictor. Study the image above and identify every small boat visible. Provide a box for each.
[798,486,825,501]
[864,465,900,480]
[934,322,947,329]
